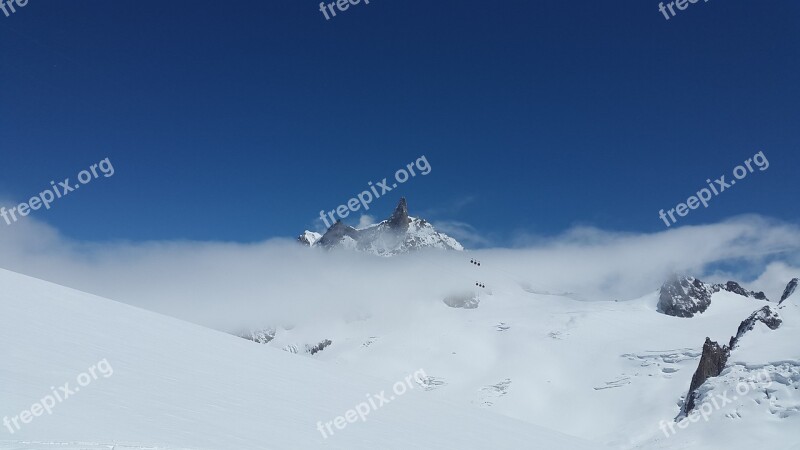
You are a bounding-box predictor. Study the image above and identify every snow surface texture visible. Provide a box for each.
[0,269,599,450]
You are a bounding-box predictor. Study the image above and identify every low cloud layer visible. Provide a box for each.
[0,214,798,332]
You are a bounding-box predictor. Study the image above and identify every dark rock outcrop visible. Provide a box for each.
[681,338,730,415]
[680,305,782,416]
[307,339,333,355]
[657,275,717,318]
[658,275,770,318]
[731,306,782,348]
[779,278,799,305]
[721,281,749,297]
[719,281,768,301]
[387,197,410,231]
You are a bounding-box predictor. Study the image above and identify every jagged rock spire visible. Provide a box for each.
[779,278,799,305]
[387,197,410,230]
[297,197,464,255]
[681,338,730,416]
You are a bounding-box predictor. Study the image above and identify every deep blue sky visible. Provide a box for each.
[1,1,798,246]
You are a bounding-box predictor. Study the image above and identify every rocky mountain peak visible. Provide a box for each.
[297,198,464,256]
[657,275,717,318]
[657,275,770,318]
[387,197,410,230]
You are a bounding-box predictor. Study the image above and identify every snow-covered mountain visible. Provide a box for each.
[3,247,798,449]
[0,268,600,450]
[241,261,800,450]
[298,198,463,256]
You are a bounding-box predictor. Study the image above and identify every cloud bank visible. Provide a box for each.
[0,214,798,332]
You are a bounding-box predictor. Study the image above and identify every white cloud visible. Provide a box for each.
[357,215,375,228]
[0,213,798,333]
[433,220,492,247]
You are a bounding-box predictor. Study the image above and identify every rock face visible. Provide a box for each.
[719,281,768,301]
[680,304,782,416]
[657,275,769,318]
[657,276,718,318]
[307,339,332,355]
[317,221,359,248]
[731,306,782,348]
[779,278,799,305]
[387,197,410,231]
[681,338,730,415]
[298,198,464,256]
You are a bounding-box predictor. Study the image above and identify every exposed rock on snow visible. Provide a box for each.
[719,281,768,301]
[731,306,782,348]
[682,338,731,415]
[779,278,799,305]
[658,275,718,318]
[306,338,332,355]
[387,196,411,230]
[681,302,783,416]
[658,275,769,318]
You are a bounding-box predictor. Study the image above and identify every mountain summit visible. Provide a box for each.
[657,275,769,318]
[297,197,464,256]
[386,197,410,229]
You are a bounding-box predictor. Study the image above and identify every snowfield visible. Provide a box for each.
[0,269,601,450]
[252,257,800,449]
[1,244,798,449]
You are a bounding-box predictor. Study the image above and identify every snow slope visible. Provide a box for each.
[0,269,601,450]
[253,253,800,449]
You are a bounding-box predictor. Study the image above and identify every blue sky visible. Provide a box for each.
[1,0,798,246]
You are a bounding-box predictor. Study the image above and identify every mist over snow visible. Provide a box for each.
[0,213,798,332]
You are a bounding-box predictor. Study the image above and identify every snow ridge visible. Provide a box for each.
[298,198,464,256]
